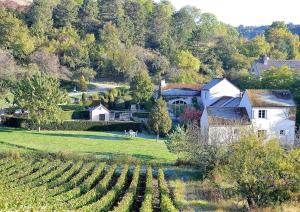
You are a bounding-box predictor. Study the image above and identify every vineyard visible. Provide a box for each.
[0,156,179,211]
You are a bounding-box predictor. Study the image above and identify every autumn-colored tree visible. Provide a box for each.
[179,107,202,124]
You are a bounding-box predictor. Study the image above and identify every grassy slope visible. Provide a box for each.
[0,127,176,164]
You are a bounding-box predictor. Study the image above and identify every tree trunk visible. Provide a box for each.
[156,134,159,142]
[38,126,41,132]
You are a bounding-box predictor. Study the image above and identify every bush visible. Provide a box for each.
[60,110,89,120]
[114,97,125,110]
[1,116,144,132]
[224,134,300,208]
[132,112,149,119]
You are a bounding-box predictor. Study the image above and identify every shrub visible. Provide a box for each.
[224,134,300,208]
[114,97,126,110]
[132,112,149,119]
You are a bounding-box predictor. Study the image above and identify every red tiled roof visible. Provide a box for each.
[161,83,202,91]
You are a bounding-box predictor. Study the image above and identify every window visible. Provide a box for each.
[258,130,267,138]
[234,129,240,135]
[172,100,187,105]
[280,130,286,135]
[258,110,267,119]
[99,114,105,121]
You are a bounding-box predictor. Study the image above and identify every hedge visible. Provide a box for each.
[60,110,89,120]
[1,116,144,132]
[132,112,149,119]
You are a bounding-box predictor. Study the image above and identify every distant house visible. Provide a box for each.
[240,89,296,146]
[89,104,110,121]
[251,54,300,76]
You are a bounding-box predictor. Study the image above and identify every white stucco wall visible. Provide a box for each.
[202,79,241,107]
[239,91,296,146]
[90,107,110,121]
[251,107,295,146]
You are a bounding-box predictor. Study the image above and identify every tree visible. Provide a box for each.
[224,134,300,208]
[130,71,154,108]
[265,21,300,59]
[260,66,294,89]
[78,75,88,91]
[166,122,228,175]
[148,98,172,141]
[99,0,124,26]
[174,50,202,83]
[147,0,174,49]
[53,0,79,28]
[78,0,100,34]
[124,0,147,46]
[11,73,66,132]
[178,107,202,124]
[171,6,200,49]
[27,0,56,37]
[0,9,35,59]
[28,50,72,80]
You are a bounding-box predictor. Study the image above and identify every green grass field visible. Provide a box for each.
[0,127,176,164]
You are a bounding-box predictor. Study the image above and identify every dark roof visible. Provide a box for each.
[246,89,296,107]
[207,107,250,125]
[253,59,300,75]
[202,78,223,90]
[210,96,241,107]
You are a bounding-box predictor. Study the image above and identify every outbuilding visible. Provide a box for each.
[89,104,110,121]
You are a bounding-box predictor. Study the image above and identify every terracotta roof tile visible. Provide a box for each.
[246,89,296,107]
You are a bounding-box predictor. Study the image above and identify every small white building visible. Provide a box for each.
[89,104,110,121]
[240,89,296,146]
[201,78,241,108]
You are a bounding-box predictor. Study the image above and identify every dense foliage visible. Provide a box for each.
[11,73,67,131]
[224,135,300,208]
[1,1,300,88]
[148,98,172,139]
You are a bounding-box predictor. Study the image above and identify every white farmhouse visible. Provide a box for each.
[240,89,296,146]
[89,104,110,121]
[201,78,241,108]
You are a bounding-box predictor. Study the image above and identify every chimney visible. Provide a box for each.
[161,79,166,87]
[262,54,269,65]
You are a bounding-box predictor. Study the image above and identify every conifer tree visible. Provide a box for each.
[149,97,172,141]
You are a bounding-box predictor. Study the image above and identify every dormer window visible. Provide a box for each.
[258,110,267,119]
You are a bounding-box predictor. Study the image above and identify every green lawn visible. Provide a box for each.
[0,127,176,164]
